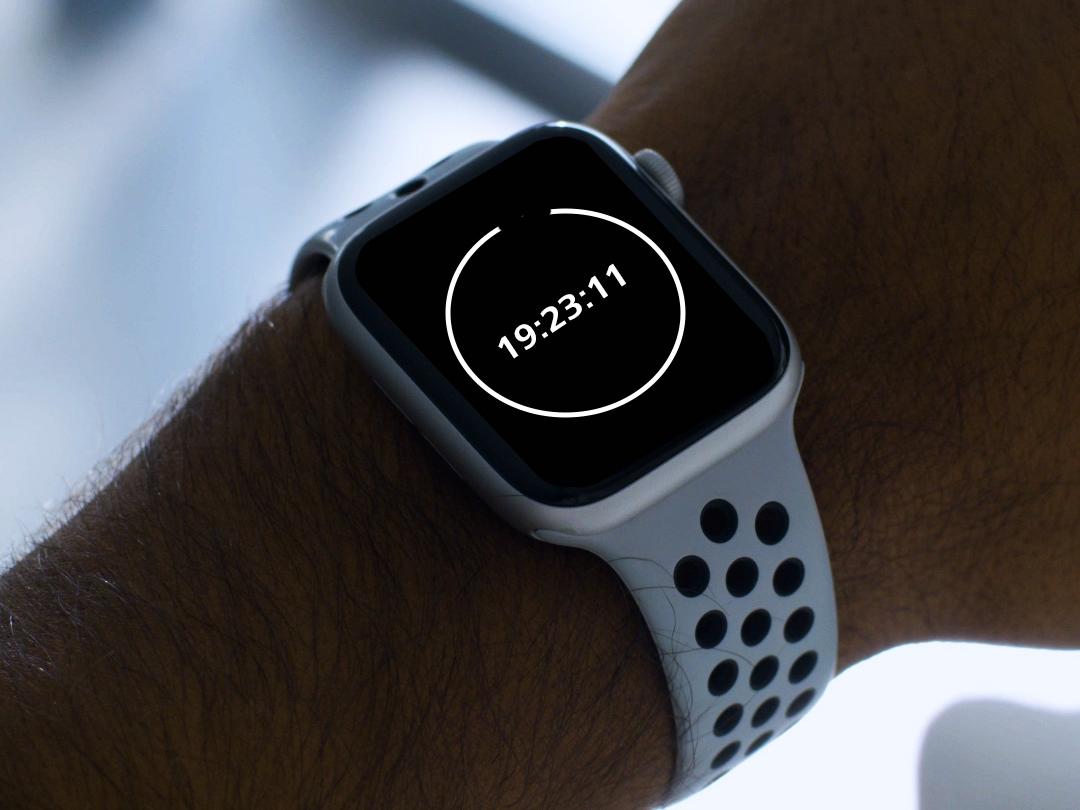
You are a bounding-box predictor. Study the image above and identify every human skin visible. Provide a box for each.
[591,0,1080,666]
[0,0,1078,807]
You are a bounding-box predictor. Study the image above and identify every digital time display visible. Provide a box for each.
[495,262,625,360]
[445,207,686,418]
[345,128,785,505]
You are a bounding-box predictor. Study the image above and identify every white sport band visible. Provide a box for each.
[540,399,836,801]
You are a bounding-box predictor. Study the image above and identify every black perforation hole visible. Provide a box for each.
[711,741,741,769]
[713,704,743,737]
[708,660,739,696]
[700,499,738,543]
[746,731,773,756]
[773,558,805,596]
[787,688,817,718]
[755,502,790,545]
[749,655,779,690]
[751,696,780,727]
[674,556,710,597]
[695,611,728,649]
[726,557,759,597]
[789,651,819,684]
[784,607,815,643]
[741,609,772,646]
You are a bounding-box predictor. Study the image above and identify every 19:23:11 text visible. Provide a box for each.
[497,264,626,359]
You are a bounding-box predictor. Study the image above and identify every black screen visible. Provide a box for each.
[342,126,786,505]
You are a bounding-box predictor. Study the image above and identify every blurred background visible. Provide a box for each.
[2,2,1079,807]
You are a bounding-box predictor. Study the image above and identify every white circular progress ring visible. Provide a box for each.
[445,208,686,419]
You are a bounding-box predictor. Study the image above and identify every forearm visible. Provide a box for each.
[0,288,672,808]
[1,0,1079,806]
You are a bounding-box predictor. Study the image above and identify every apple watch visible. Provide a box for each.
[291,122,837,803]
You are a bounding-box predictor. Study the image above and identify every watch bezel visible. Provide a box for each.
[328,122,792,510]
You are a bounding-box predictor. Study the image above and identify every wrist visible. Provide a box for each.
[301,115,839,795]
[0,282,675,808]
[281,280,678,807]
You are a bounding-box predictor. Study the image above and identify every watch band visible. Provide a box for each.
[539,404,836,802]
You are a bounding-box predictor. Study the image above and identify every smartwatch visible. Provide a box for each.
[291,122,837,803]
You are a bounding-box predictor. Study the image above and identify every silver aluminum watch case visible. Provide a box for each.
[299,123,802,541]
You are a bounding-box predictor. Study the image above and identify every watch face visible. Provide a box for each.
[339,124,787,506]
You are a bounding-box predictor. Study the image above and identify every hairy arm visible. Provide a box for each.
[2,0,1079,807]
[0,290,672,808]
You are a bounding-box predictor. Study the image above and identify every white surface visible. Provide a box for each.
[1,3,1078,809]
[920,699,1080,810]
[675,643,1080,809]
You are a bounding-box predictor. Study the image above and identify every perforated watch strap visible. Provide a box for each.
[566,410,836,803]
